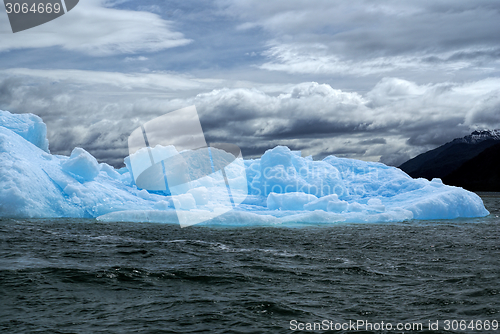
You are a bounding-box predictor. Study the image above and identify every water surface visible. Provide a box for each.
[1,195,499,333]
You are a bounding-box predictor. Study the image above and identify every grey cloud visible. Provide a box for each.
[316,146,367,157]
[0,0,191,56]
[0,77,22,105]
[406,127,468,147]
[380,152,411,167]
[223,0,500,78]
[2,71,500,167]
[359,138,386,145]
[2,0,499,170]
[466,93,500,126]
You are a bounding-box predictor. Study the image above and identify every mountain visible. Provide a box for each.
[442,143,500,192]
[399,130,500,182]
[451,129,500,144]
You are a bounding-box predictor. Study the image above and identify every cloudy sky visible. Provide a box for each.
[1,0,500,167]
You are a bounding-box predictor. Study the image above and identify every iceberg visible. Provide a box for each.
[0,110,490,226]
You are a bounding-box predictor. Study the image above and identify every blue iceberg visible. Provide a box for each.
[0,110,489,226]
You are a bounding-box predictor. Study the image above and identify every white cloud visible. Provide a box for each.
[0,68,209,92]
[0,0,191,56]
[197,77,500,162]
[220,0,500,79]
[259,43,498,76]
[124,56,148,62]
[2,69,500,166]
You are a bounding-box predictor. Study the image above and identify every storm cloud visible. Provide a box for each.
[1,69,499,167]
[1,0,499,167]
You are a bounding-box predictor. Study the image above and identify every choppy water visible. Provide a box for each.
[1,194,499,334]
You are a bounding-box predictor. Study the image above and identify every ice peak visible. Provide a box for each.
[452,129,500,144]
[0,110,49,153]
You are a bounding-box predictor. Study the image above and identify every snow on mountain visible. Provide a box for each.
[452,129,500,144]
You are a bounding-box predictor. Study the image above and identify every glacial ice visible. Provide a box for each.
[0,110,49,153]
[0,110,490,226]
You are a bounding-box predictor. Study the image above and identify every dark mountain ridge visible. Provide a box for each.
[442,143,500,192]
[399,130,500,190]
[451,129,500,144]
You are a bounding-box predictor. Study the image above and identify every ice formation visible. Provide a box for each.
[0,110,490,226]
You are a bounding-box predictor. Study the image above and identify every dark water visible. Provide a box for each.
[1,195,499,334]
